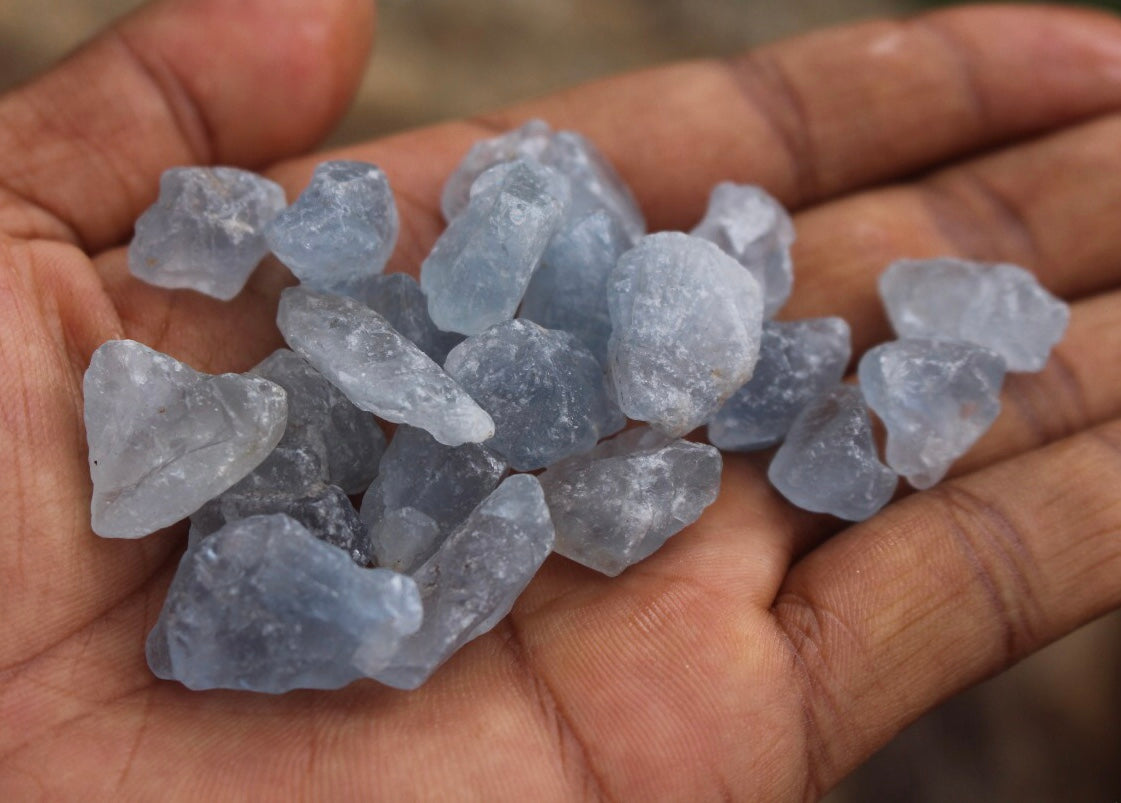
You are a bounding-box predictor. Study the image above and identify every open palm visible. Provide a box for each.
[4,1,1121,799]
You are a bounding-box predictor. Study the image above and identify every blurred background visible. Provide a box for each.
[2,0,1119,799]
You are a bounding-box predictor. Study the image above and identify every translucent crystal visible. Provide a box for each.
[879,258,1069,372]
[422,158,570,335]
[369,507,443,574]
[266,161,398,294]
[768,385,897,521]
[444,319,625,470]
[691,183,795,317]
[276,287,494,447]
[356,273,463,365]
[441,119,552,222]
[859,338,1006,489]
[85,340,287,539]
[708,318,851,451]
[540,427,722,576]
[147,514,421,693]
[607,232,764,436]
[373,475,554,690]
[129,167,286,300]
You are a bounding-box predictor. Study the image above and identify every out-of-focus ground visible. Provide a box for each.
[2,1,1120,800]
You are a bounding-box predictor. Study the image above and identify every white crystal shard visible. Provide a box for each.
[356,273,464,364]
[84,340,287,539]
[276,287,494,446]
[129,167,286,300]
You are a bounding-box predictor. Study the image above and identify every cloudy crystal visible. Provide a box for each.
[441,119,553,222]
[369,507,443,574]
[356,273,463,364]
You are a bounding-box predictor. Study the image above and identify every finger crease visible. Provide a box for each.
[909,17,991,131]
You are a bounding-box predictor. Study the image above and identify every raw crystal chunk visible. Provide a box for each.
[129,167,286,300]
[373,475,554,690]
[540,427,722,576]
[441,119,552,222]
[520,210,631,365]
[276,287,494,446]
[768,385,897,521]
[147,514,421,693]
[266,161,398,294]
[445,319,625,470]
[85,340,287,539]
[356,273,464,364]
[859,338,1006,489]
[607,232,764,436]
[422,158,570,335]
[708,318,851,451]
[369,507,443,574]
[879,258,1069,372]
[691,183,795,317]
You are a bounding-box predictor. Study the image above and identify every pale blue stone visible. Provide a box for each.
[441,119,552,223]
[859,338,1006,489]
[708,318,851,451]
[356,273,463,364]
[369,507,443,574]
[445,319,625,471]
[266,161,398,294]
[768,385,897,521]
[129,167,286,300]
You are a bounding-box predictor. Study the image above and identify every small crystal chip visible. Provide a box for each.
[266,161,398,294]
[607,232,764,436]
[441,119,553,222]
[85,340,287,539]
[708,318,851,452]
[540,427,722,576]
[129,166,286,300]
[768,384,898,521]
[859,338,1006,489]
[369,507,443,574]
[356,273,464,365]
[879,258,1069,372]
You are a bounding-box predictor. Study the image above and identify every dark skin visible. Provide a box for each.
[3,1,1121,799]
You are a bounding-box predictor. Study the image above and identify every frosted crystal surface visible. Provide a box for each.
[373,475,554,689]
[708,318,851,451]
[540,427,722,576]
[370,507,443,574]
[879,258,1069,372]
[147,514,421,693]
[85,340,286,539]
[607,232,764,436]
[422,158,570,335]
[277,287,494,446]
[445,319,625,470]
[266,161,398,294]
[129,167,285,300]
[441,119,552,222]
[357,273,463,364]
[691,183,795,317]
[768,385,897,521]
[859,338,1006,489]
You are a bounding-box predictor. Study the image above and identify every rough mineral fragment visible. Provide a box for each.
[266,161,398,294]
[708,318,851,451]
[445,319,625,470]
[768,385,897,521]
[129,166,286,300]
[147,514,422,693]
[85,340,287,539]
[607,232,764,436]
[859,338,1006,489]
[879,258,1069,372]
[373,475,554,690]
[422,158,570,335]
[369,507,443,574]
[356,273,464,364]
[691,182,795,318]
[441,119,552,222]
[276,287,494,446]
[520,209,631,365]
[540,427,722,576]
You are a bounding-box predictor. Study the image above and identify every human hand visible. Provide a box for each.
[3,1,1121,799]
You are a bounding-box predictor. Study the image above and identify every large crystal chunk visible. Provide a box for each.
[266,161,398,294]
[859,338,1006,489]
[373,475,554,690]
[84,340,286,539]
[129,167,285,300]
[277,287,494,446]
[708,318,851,451]
[879,258,1069,372]
[540,427,722,576]
[445,319,625,470]
[768,385,897,521]
[607,232,764,436]
[356,273,463,364]
[147,514,421,693]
